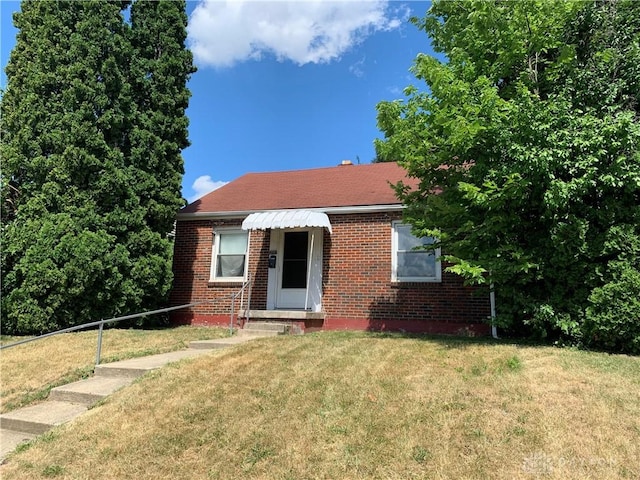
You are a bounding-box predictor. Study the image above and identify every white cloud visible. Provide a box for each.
[349,56,366,77]
[188,175,228,203]
[188,0,405,68]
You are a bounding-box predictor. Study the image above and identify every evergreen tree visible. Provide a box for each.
[375,0,640,351]
[1,0,194,334]
[129,0,195,235]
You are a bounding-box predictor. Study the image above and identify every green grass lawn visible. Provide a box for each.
[1,331,639,479]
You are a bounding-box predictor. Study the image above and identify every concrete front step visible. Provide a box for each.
[94,349,209,378]
[237,322,290,338]
[0,401,87,436]
[237,329,282,338]
[49,377,133,405]
[243,321,290,332]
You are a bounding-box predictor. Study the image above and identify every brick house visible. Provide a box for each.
[170,162,491,334]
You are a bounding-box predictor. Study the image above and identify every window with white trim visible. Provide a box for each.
[392,222,441,282]
[210,229,249,282]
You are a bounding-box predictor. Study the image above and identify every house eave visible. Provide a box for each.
[177,204,405,221]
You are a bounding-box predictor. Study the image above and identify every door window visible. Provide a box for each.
[282,232,308,288]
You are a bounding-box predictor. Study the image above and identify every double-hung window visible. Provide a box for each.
[210,229,248,282]
[392,221,441,282]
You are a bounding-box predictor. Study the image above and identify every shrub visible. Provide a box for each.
[584,262,640,354]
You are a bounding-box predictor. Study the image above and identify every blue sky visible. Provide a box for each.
[1,1,433,203]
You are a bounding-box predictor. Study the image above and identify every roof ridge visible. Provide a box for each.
[240,161,398,176]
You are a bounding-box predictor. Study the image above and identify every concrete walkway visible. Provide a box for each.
[0,328,282,463]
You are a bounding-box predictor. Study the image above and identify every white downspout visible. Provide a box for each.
[490,283,498,339]
[304,232,314,311]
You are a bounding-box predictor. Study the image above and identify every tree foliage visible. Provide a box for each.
[1,0,194,334]
[375,0,640,352]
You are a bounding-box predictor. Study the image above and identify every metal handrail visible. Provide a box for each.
[0,298,220,364]
[229,274,252,335]
[246,274,253,325]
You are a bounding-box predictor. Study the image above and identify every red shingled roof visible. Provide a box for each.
[181,162,417,214]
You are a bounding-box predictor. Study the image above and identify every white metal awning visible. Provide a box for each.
[242,209,332,234]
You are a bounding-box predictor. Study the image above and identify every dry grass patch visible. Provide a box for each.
[0,326,229,412]
[1,332,639,479]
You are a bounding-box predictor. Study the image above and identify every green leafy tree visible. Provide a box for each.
[375,0,640,351]
[1,0,194,334]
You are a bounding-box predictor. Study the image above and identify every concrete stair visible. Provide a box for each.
[93,348,207,378]
[0,334,271,463]
[189,323,288,350]
[236,321,289,337]
[1,401,89,436]
[49,377,133,405]
[190,323,289,348]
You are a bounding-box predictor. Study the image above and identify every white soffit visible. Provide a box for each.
[242,209,332,234]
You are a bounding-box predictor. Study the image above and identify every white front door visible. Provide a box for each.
[267,229,323,311]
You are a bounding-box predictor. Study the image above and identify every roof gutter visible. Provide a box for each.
[176,204,405,221]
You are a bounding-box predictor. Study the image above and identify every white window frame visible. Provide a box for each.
[210,228,249,283]
[391,221,441,283]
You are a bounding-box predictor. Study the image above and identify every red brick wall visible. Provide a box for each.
[169,219,268,326]
[170,213,491,334]
[321,213,490,334]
